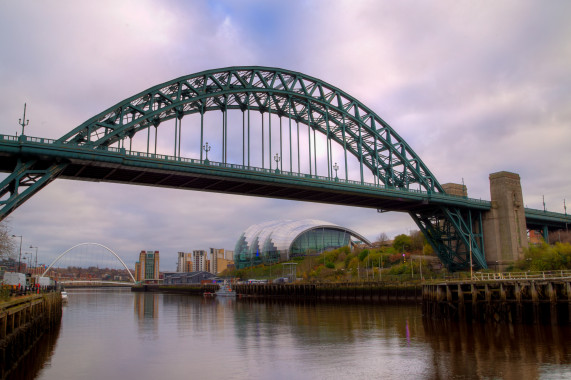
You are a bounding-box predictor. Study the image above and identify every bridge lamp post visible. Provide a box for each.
[203,142,211,164]
[30,245,38,273]
[333,162,339,182]
[12,235,23,273]
[274,153,281,174]
[18,103,29,136]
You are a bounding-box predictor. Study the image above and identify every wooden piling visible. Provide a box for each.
[422,280,571,325]
[0,292,62,379]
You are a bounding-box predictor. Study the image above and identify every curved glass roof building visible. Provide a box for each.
[234,219,371,269]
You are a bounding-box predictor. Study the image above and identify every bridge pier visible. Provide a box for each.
[482,171,528,271]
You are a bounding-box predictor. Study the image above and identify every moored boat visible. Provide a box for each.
[215,282,236,297]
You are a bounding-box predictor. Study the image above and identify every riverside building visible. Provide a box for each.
[234,219,370,269]
[135,250,160,283]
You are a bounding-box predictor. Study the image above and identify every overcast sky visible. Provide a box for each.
[1,1,570,271]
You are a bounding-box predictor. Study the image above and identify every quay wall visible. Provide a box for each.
[133,283,422,303]
[233,282,422,302]
[0,293,62,379]
[423,280,571,325]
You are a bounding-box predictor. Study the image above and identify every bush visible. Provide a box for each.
[358,249,370,262]
[344,253,356,268]
[388,263,410,275]
[325,262,335,269]
[513,242,571,271]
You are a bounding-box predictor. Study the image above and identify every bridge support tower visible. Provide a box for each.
[482,171,528,271]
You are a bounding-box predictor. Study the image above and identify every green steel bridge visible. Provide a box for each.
[1,67,569,271]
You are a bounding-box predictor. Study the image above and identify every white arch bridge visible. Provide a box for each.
[41,242,136,283]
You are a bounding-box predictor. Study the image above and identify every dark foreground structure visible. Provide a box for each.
[0,293,62,379]
[423,280,571,325]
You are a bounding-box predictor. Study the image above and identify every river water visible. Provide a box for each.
[10,288,571,380]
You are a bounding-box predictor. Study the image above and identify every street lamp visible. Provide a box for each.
[203,142,211,164]
[274,153,281,174]
[333,162,339,182]
[12,234,22,272]
[30,245,38,273]
[24,253,32,272]
[18,103,29,136]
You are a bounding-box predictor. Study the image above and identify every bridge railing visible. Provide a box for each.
[524,207,571,221]
[1,133,492,206]
[472,270,571,281]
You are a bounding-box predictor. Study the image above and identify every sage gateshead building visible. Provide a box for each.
[234,219,371,269]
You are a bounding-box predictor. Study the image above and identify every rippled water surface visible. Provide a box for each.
[12,288,571,380]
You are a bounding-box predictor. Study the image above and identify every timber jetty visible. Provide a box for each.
[423,279,571,324]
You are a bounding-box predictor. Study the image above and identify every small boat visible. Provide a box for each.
[203,292,215,298]
[61,291,68,302]
[215,282,236,297]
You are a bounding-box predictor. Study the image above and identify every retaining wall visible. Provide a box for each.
[0,293,62,379]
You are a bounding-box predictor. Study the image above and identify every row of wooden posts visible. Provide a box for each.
[422,280,571,324]
[0,292,62,379]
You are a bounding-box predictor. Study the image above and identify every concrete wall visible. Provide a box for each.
[483,171,528,270]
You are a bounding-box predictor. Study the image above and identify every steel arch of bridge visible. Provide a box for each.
[1,66,487,271]
[41,242,136,283]
[60,66,442,193]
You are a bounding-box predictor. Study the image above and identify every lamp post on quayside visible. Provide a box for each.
[12,235,22,272]
[24,253,32,272]
[30,245,38,273]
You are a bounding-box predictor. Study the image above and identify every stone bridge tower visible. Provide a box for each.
[482,171,528,271]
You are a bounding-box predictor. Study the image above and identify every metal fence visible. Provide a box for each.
[472,270,571,281]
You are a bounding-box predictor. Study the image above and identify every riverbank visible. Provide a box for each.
[0,293,62,380]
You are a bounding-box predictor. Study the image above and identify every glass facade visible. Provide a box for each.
[234,219,370,269]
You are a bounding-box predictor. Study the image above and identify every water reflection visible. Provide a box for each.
[11,290,571,380]
[134,292,159,339]
[6,319,61,380]
[422,318,571,379]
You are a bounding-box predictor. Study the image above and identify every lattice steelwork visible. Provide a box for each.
[58,67,442,192]
[0,66,498,271]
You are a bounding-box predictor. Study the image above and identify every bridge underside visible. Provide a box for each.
[0,146,492,272]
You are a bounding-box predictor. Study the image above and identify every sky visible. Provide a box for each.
[1,0,570,271]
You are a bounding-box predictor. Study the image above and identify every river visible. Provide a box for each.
[9,288,571,380]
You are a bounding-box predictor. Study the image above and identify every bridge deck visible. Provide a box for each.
[0,135,491,213]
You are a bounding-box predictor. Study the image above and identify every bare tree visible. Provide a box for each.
[410,230,425,251]
[0,219,16,260]
[375,232,390,246]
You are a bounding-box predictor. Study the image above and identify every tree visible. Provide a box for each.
[392,234,412,252]
[375,232,390,246]
[0,220,16,260]
[410,230,425,251]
